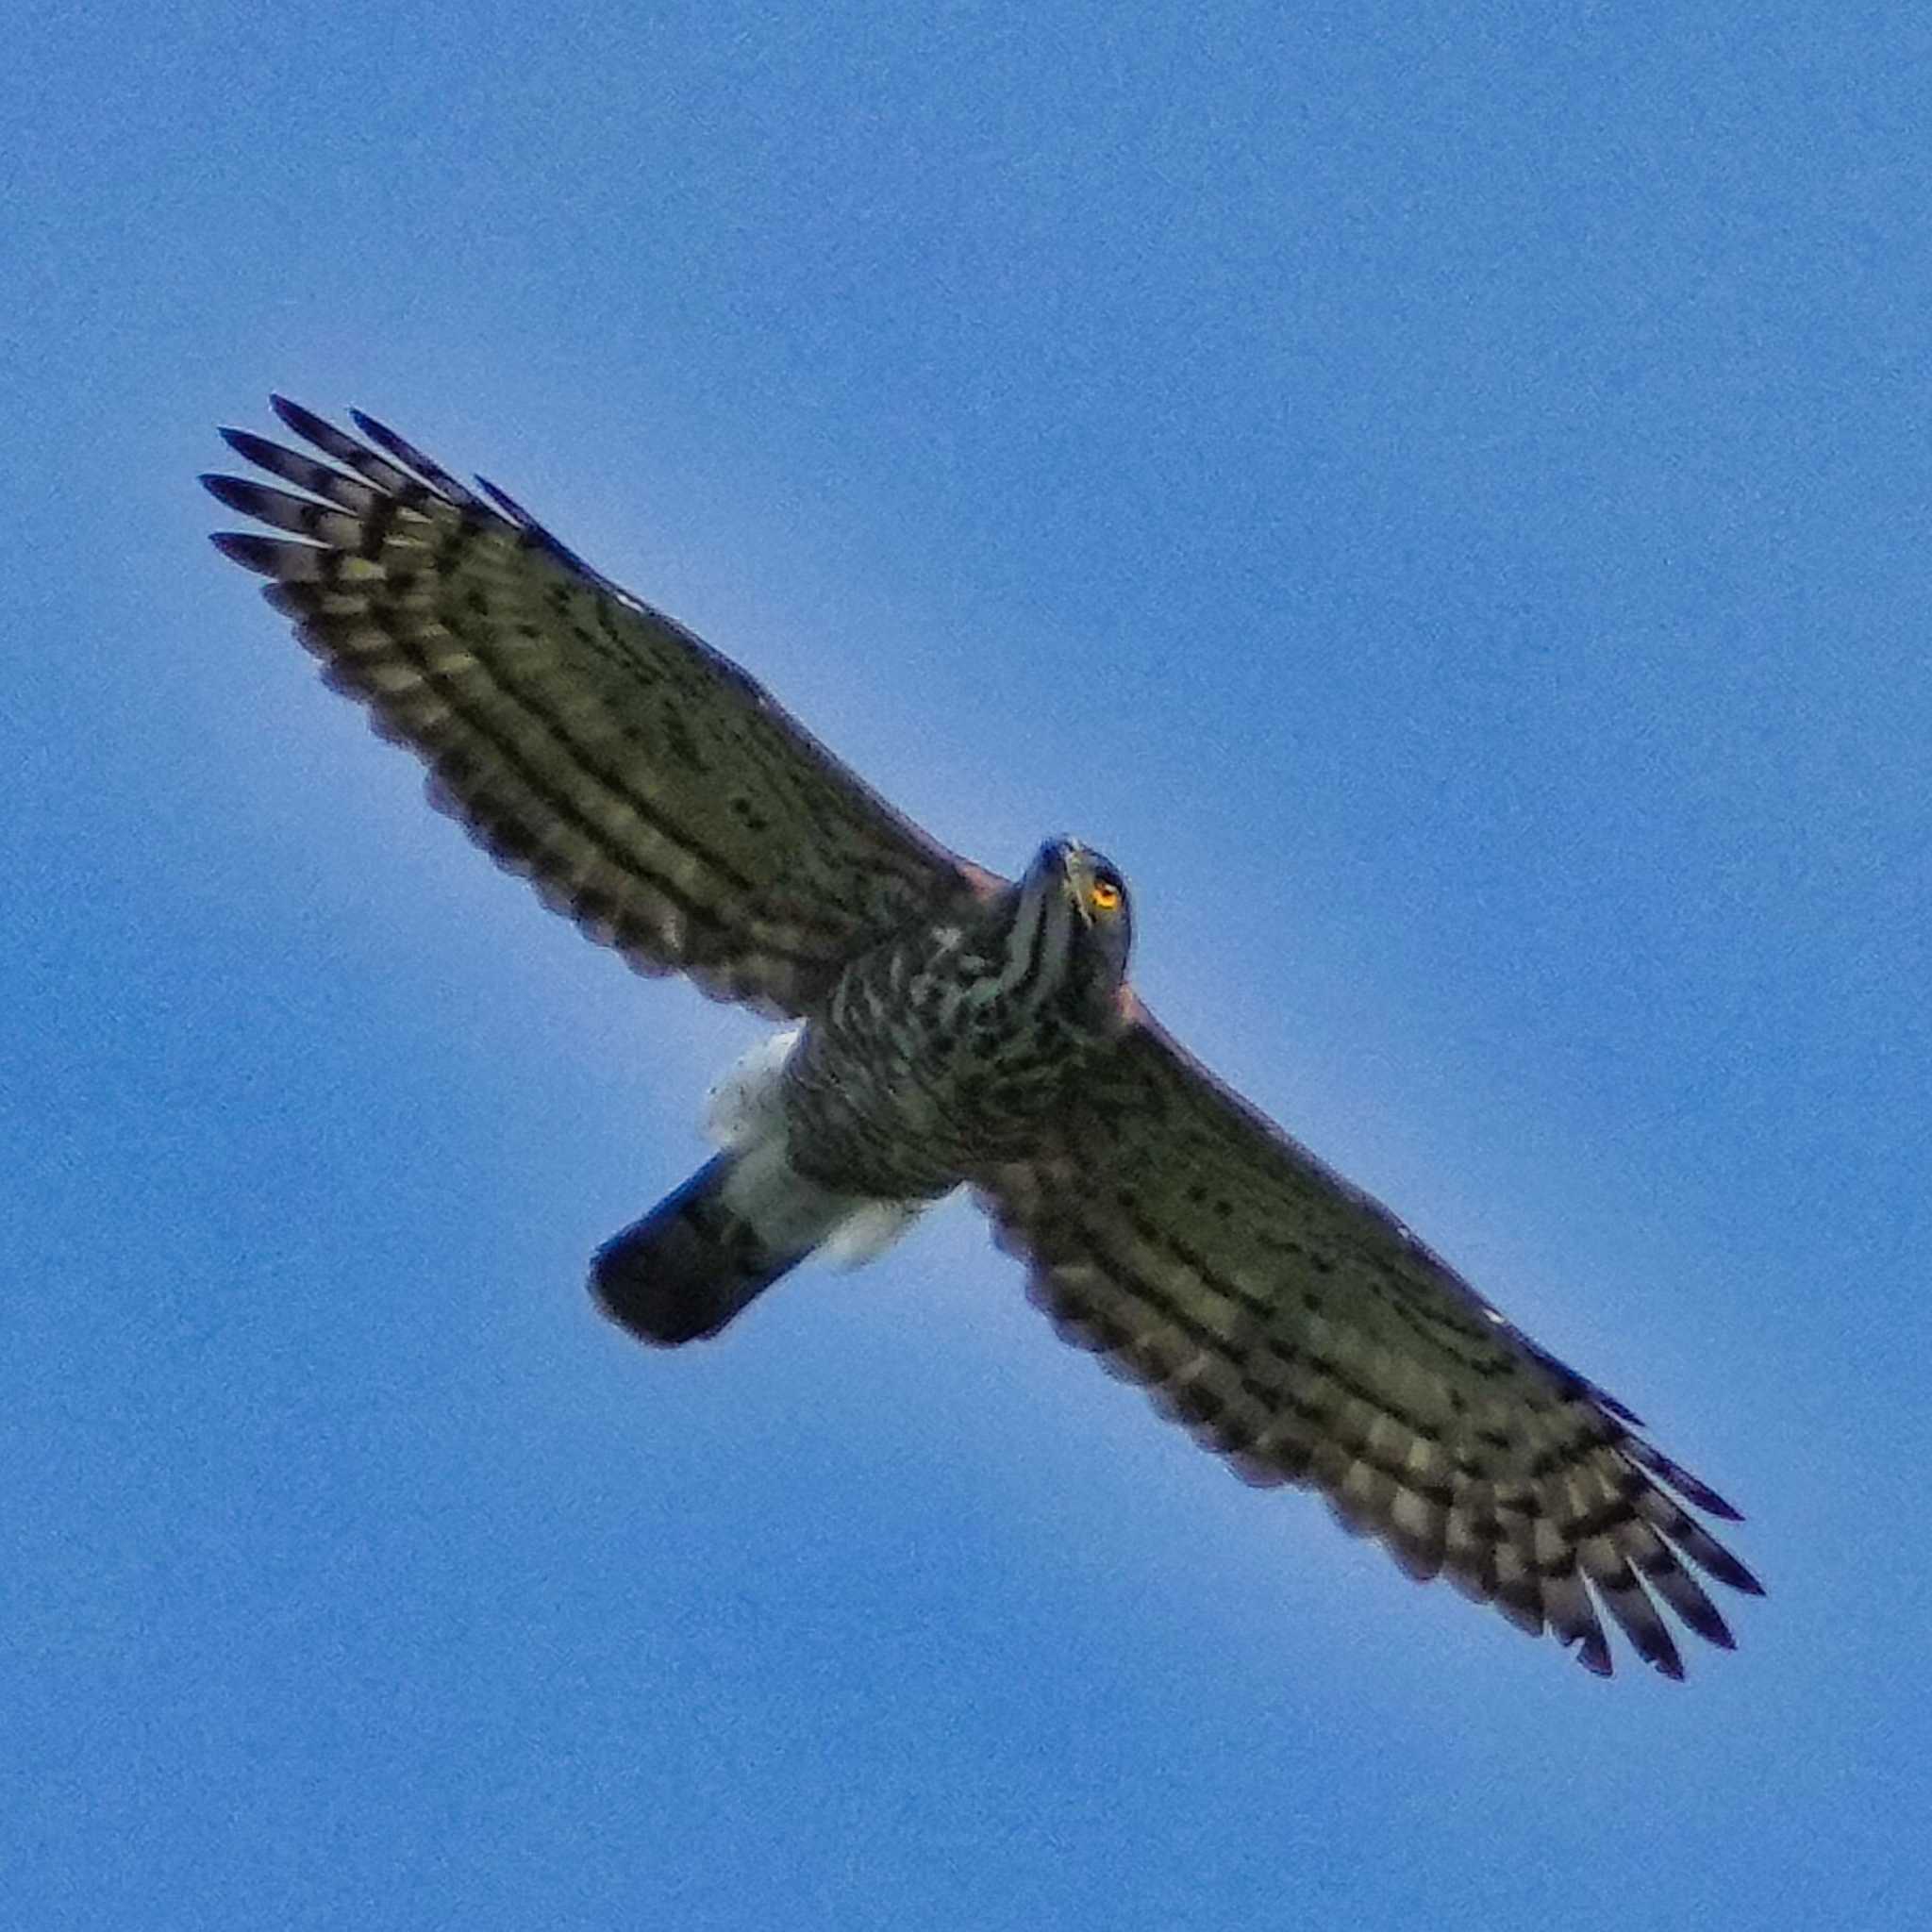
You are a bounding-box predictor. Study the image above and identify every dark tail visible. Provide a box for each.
[590,1154,807,1346]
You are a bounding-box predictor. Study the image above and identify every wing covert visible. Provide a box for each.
[205,398,996,1017]
[977,1008,1762,1678]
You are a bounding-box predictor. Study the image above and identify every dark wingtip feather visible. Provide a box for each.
[1666,1466,1746,1523]
[270,393,340,446]
[1692,1491,1746,1525]
[1624,1436,1747,1521]
[1574,1631,1615,1677]
[219,426,267,462]
[354,408,480,506]
[350,408,426,470]
[1646,1563,1740,1648]
[202,472,262,516]
[220,426,304,474]
[1679,1529,1764,1598]
[1728,1561,1768,1599]
[209,529,308,574]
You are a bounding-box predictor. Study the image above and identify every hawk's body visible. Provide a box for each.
[596,841,1132,1340]
[789,841,1132,1195]
[206,399,1763,1680]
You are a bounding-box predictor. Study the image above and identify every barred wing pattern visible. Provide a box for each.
[980,1011,1763,1678]
[206,399,992,1018]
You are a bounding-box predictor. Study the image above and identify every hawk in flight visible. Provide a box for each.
[206,399,1762,1679]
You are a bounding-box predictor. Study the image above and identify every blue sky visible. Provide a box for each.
[7,4,1929,1925]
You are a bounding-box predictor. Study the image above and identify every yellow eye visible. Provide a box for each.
[1090,877,1123,913]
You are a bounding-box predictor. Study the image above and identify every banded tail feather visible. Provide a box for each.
[591,1155,810,1345]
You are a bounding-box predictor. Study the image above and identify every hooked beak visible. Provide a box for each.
[1038,838,1094,919]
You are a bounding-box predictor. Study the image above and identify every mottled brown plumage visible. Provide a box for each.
[206,399,1762,1679]
[978,1013,1757,1679]
[206,399,995,1017]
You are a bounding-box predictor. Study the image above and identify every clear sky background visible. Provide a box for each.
[6,6,1928,1927]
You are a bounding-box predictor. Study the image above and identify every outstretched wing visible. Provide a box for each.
[205,399,995,1017]
[978,1007,1762,1678]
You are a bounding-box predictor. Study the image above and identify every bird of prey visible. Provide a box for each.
[205,398,1762,1680]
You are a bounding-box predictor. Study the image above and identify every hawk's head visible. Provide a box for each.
[1021,837,1134,1029]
